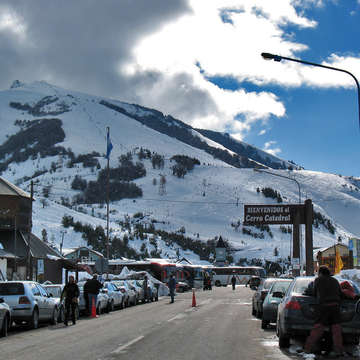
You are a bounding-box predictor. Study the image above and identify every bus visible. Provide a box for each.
[210,266,266,287]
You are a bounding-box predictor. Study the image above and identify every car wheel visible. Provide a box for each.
[29,308,39,329]
[96,305,100,315]
[278,325,290,348]
[252,306,256,316]
[215,280,221,287]
[110,300,114,312]
[261,319,269,330]
[0,314,9,337]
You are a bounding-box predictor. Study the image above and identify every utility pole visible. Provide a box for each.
[60,230,66,256]
[106,126,110,260]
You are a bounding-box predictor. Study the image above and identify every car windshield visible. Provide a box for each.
[293,278,313,294]
[45,286,62,297]
[270,281,292,294]
[0,282,25,295]
[263,279,276,290]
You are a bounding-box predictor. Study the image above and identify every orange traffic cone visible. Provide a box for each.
[91,297,97,318]
[192,289,197,307]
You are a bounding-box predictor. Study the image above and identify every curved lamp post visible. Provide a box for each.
[261,52,360,129]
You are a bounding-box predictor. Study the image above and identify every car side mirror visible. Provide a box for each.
[102,289,108,294]
[272,291,284,299]
[48,293,53,297]
[0,298,4,303]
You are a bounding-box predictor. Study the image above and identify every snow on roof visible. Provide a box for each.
[0,177,31,198]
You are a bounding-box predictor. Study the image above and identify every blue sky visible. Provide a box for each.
[0,0,359,176]
[211,1,360,176]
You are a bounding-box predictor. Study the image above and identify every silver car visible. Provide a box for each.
[43,284,79,323]
[0,281,58,329]
[0,297,11,337]
[103,282,124,311]
[77,281,109,315]
[113,280,137,306]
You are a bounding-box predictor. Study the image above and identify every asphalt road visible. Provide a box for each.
[0,286,345,360]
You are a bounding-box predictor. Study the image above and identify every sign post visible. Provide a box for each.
[243,202,313,276]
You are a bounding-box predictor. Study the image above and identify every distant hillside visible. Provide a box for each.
[196,129,299,170]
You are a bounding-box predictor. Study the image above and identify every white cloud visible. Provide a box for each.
[263,141,282,156]
[1,0,359,141]
[122,0,320,137]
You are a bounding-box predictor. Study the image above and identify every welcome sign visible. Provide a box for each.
[243,204,305,225]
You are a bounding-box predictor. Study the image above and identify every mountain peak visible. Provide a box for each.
[10,80,25,89]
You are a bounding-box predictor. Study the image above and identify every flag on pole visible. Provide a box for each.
[105,127,113,160]
[334,247,343,274]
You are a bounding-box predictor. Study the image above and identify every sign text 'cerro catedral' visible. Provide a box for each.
[243,204,305,225]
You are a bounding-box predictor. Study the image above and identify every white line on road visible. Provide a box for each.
[167,313,186,322]
[111,335,145,354]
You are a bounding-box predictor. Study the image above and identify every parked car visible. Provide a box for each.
[0,281,58,329]
[103,282,124,311]
[43,284,68,323]
[276,276,360,348]
[149,280,159,301]
[176,281,191,293]
[248,276,261,290]
[112,280,137,307]
[0,297,11,337]
[252,278,278,318]
[77,281,109,315]
[261,279,293,329]
[129,280,145,303]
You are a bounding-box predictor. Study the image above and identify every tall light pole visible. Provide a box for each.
[253,168,302,275]
[253,168,301,204]
[261,52,360,129]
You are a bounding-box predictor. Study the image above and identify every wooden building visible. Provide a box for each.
[0,177,80,283]
[63,246,104,263]
[315,243,353,274]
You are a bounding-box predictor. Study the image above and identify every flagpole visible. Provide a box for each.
[106,126,110,260]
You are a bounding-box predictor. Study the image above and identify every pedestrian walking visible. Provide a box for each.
[304,265,344,356]
[86,274,103,315]
[61,275,80,326]
[169,274,176,303]
[231,274,236,290]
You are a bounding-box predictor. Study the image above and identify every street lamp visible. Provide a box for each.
[261,52,360,129]
[253,168,301,204]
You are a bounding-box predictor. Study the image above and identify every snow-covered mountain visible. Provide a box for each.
[1,80,359,266]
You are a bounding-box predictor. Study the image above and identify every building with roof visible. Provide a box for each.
[314,243,353,274]
[63,246,104,263]
[0,177,81,282]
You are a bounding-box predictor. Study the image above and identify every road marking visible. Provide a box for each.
[111,335,144,354]
[167,313,186,322]
[199,298,212,306]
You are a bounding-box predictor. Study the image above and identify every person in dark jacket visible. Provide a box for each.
[304,265,344,355]
[85,274,103,315]
[143,276,149,303]
[169,274,176,303]
[61,275,80,326]
[231,274,236,290]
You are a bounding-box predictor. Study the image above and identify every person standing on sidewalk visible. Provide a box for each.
[86,274,103,314]
[61,275,80,326]
[231,273,236,290]
[304,265,344,356]
[169,274,176,303]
